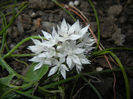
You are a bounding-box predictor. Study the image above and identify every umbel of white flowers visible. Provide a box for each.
[28,19,95,79]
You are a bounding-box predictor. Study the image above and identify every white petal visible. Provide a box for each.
[61,64,69,71]
[60,57,65,63]
[34,62,43,71]
[77,42,84,47]
[76,64,82,73]
[41,30,52,40]
[29,56,41,62]
[45,59,52,65]
[52,27,57,37]
[61,69,66,79]
[73,48,85,54]
[69,34,82,40]
[67,23,71,29]
[28,46,44,53]
[72,55,81,65]
[66,56,72,68]
[58,37,67,42]
[85,47,95,52]
[28,46,35,52]
[60,64,68,79]
[61,19,68,31]
[32,39,41,45]
[79,25,89,36]
[42,41,54,47]
[80,58,91,64]
[51,59,58,66]
[68,20,79,34]
[38,53,47,58]
[48,66,58,77]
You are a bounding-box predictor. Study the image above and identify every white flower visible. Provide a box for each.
[41,27,59,47]
[78,34,95,53]
[28,39,45,54]
[48,58,69,79]
[57,41,88,71]
[29,44,56,70]
[57,19,90,41]
[29,55,53,70]
[28,18,95,79]
[75,54,91,73]
[37,47,56,58]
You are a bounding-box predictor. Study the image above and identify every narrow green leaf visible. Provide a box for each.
[88,0,100,48]
[0,84,20,99]
[0,56,15,74]
[82,77,103,99]
[15,90,42,99]
[0,74,14,86]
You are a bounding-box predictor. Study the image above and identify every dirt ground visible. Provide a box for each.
[0,0,133,99]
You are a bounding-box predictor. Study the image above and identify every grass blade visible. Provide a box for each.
[88,0,100,48]
[15,90,41,99]
[82,77,103,99]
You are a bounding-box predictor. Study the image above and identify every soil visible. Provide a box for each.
[0,0,133,99]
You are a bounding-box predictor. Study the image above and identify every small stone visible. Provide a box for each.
[69,1,74,6]
[108,5,123,16]
[29,0,55,10]
[96,67,103,71]
[33,18,41,29]
[31,12,36,18]
[74,0,79,6]
[17,16,24,34]
[112,28,125,46]
[10,43,16,49]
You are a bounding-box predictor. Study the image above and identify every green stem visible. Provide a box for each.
[0,0,16,54]
[14,90,42,99]
[92,47,133,57]
[0,12,8,54]
[7,54,35,58]
[109,52,130,99]
[3,36,44,58]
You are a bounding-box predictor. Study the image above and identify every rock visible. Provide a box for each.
[11,26,19,39]
[29,0,55,10]
[80,1,90,12]
[30,12,37,18]
[20,14,32,30]
[96,67,103,71]
[100,16,125,46]
[108,5,123,16]
[33,18,41,29]
[42,21,56,30]
[17,15,24,34]
[100,16,116,38]
[111,28,125,46]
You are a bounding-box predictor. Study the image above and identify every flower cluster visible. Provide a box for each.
[28,19,95,79]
